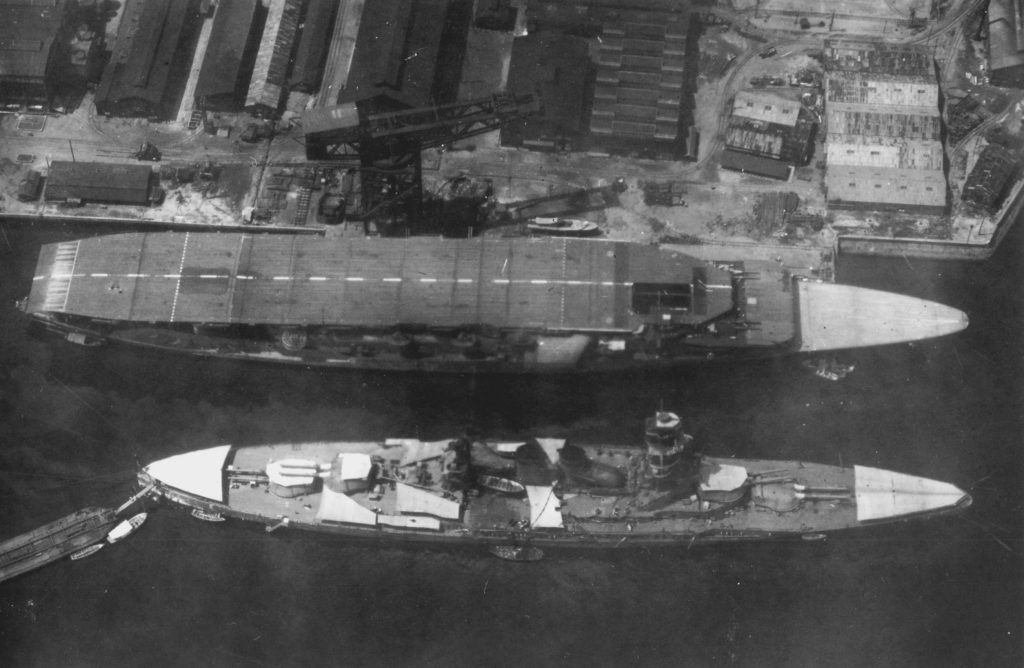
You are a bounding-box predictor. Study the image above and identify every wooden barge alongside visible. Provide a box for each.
[0,507,117,584]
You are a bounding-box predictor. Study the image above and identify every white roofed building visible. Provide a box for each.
[823,41,947,215]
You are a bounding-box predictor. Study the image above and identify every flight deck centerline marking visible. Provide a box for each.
[345,277,365,282]
[272,276,292,281]
[560,238,567,329]
[382,277,402,282]
[419,278,438,283]
[90,273,109,278]
[309,276,327,281]
[169,232,190,323]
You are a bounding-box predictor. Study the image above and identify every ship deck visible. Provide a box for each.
[216,444,863,538]
[27,234,742,333]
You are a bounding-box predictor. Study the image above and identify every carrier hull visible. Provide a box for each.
[24,233,968,372]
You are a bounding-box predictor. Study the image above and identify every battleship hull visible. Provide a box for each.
[138,436,971,551]
[24,233,969,373]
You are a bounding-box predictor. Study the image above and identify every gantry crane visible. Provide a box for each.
[300,91,541,233]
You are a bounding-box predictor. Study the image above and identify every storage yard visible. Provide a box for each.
[0,0,1019,263]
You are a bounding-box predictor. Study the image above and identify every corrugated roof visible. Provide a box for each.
[0,0,67,80]
[826,74,938,109]
[245,0,302,113]
[588,15,690,145]
[826,107,941,140]
[825,40,934,78]
[45,161,152,205]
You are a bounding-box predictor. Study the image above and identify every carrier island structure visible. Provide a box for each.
[23,232,969,373]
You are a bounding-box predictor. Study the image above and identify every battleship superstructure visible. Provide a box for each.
[138,411,971,549]
[23,232,968,372]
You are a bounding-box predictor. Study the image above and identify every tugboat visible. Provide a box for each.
[137,411,971,552]
[22,233,968,373]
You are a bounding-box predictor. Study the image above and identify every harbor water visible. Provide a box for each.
[0,221,1020,667]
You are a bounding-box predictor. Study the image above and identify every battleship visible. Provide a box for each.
[22,232,968,372]
[138,411,971,552]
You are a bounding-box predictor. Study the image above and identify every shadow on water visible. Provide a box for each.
[0,221,1021,667]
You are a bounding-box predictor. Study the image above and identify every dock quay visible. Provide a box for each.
[0,0,1017,264]
[0,507,118,584]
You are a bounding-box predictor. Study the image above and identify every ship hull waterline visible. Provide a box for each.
[23,233,969,374]
[138,440,972,552]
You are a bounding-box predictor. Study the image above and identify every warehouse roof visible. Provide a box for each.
[732,91,800,127]
[287,0,336,93]
[245,0,302,114]
[826,107,941,140]
[825,40,934,78]
[45,161,152,205]
[827,166,946,210]
[95,0,192,116]
[0,0,68,80]
[720,150,792,180]
[195,0,260,102]
[337,0,446,106]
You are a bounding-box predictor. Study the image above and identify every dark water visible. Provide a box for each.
[0,221,1020,667]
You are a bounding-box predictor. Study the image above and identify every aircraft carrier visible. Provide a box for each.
[22,232,969,372]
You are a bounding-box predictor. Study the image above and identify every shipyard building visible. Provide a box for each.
[823,41,947,215]
[502,2,701,161]
[962,143,1021,212]
[94,0,201,119]
[43,161,158,206]
[720,90,817,181]
[987,0,1024,88]
[0,0,74,111]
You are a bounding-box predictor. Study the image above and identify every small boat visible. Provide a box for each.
[526,217,601,237]
[65,332,103,347]
[803,357,855,381]
[69,543,105,560]
[477,474,526,495]
[0,507,118,584]
[106,512,147,544]
[489,545,544,562]
[190,508,226,522]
